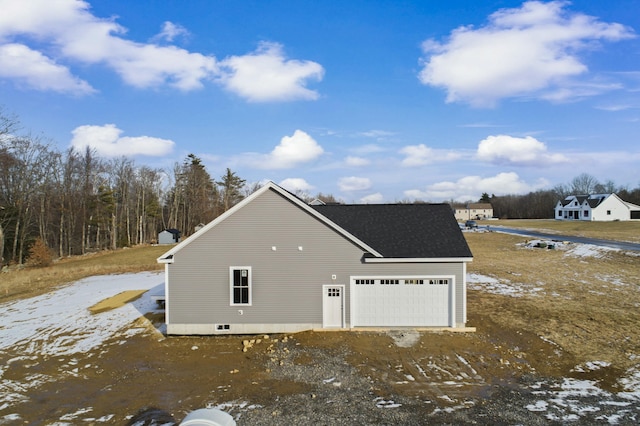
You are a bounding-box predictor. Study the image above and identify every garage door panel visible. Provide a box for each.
[353,278,450,327]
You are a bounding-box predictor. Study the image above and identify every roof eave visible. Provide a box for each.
[363,257,473,263]
[157,255,174,264]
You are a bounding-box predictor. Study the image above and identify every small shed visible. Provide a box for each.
[158,229,181,245]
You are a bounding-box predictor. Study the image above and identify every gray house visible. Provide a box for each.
[157,182,473,335]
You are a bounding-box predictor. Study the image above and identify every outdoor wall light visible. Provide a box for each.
[271,246,277,251]
[298,246,303,251]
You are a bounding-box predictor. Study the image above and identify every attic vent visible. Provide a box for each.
[216,324,230,331]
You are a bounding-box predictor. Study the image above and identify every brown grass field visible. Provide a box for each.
[478,218,640,243]
[465,231,640,371]
[0,244,167,302]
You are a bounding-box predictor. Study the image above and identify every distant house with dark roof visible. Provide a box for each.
[157,182,474,335]
[454,203,493,221]
[555,194,640,221]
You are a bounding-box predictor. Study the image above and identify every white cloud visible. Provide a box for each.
[360,193,383,204]
[250,130,324,169]
[477,134,568,166]
[400,144,433,167]
[400,144,461,167]
[0,0,217,92]
[338,176,371,192]
[0,43,95,95]
[419,1,635,106]
[404,172,547,202]
[0,0,323,99]
[345,156,370,166]
[153,21,190,43]
[106,42,217,91]
[218,42,324,102]
[70,124,175,157]
[279,178,314,193]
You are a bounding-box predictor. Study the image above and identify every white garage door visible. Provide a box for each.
[351,277,451,327]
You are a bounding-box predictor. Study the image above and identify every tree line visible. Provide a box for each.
[0,111,247,267]
[2,109,638,266]
[479,173,640,219]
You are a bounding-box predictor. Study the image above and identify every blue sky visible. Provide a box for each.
[1,0,639,202]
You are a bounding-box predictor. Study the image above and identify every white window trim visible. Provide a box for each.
[230,266,252,306]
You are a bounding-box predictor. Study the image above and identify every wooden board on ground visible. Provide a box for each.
[89,290,146,314]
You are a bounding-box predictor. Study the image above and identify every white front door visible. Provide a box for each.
[323,285,344,328]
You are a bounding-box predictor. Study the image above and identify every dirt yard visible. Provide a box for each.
[1,232,639,425]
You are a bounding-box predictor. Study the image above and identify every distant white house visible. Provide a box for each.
[555,194,640,221]
[454,203,493,221]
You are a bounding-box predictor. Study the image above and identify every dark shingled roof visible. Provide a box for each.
[311,203,473,259]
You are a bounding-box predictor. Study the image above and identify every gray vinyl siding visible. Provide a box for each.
[167,188,466,330]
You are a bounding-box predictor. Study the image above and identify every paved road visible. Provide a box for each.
[485,226,640,252]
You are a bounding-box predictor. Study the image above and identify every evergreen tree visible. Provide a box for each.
[219,168,246,212]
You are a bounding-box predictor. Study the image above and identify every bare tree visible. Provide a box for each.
[0,108,20,267]
[552,183,570,200]
[570,173,600,195]
[56,148,83,257]
[0,134,55,263]
[165,154,216,236]
[79,147,105,253]
[134,166,163,244]
[594,179,618,194]
[243,181,263,197]
[0,206,4,269]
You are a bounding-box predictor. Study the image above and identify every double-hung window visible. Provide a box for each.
[230,267,251,305]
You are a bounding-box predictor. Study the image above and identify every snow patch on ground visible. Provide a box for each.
[517,239,621,259]
[467,273,542,297]
[526,377,640,423]
[0,272,164,356]
[565,243,619,258]
[374,397,402,408]
[572,361,611,373]
[0,272,164,417]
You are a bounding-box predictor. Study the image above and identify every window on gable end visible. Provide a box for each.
[230,267,251,305]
